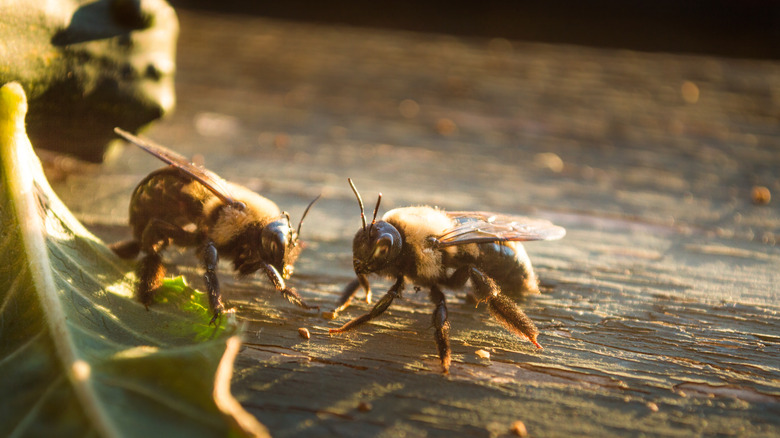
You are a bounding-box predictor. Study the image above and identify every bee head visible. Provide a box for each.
[261,216,298,279]
[348,178,402,274]
[259,195,320,279]
[352,220,402,274]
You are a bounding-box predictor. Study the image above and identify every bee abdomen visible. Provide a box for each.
[475,242,538,295]
[129,168,207,238]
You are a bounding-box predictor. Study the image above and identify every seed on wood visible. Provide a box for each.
[435,118,457,136]
[751,186,771,205]
[298,327,311,339]
[475,349,491,359]
[510,420,528,437]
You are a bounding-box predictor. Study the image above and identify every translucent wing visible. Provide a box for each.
[435,211,565,247]
[114,127,237,206]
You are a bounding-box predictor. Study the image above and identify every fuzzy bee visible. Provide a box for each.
[329,179,565,373]
[110,128,319,323]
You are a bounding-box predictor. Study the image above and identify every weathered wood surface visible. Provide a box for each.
[51,10,779,437]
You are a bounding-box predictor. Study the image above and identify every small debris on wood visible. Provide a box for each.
[510,420,528,437]
[321,311,338,320]
[475,349,491,360]
[646,402,659,412]
[357,401,373,412]
[751,186,771,205]
[298,327,311,339]
[534,152,564,173]
[435,118,458,136]
[681,81,700,104]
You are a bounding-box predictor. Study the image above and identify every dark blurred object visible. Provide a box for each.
[0,0,178,162]
[170,0,779,59]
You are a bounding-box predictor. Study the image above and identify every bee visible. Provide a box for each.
[329,179,565,373]
[110,128,319,323]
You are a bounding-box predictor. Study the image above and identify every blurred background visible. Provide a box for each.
[171,0,780,59]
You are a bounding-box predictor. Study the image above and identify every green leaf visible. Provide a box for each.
[0,82,268,438]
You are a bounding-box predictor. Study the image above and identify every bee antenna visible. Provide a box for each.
[368,193,382,235]
[348,178,367,231]
[296,194,321,238]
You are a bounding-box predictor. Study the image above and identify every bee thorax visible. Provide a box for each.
[383,206,454,281]
[209,206,257,246]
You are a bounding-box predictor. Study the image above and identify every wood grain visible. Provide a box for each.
[53,9,779,437]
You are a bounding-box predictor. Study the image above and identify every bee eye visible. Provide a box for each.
[372,244,389,259]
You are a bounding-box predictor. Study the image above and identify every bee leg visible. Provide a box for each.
[201,241,225,325]
[136,253,165,309]
[260,262,319,310]
[441,266,470,290]
[135,219,174,308]
[136,219,200,310]
[441,267,477,303]
[469,267,542,349]
[109,240,141,259]
[359,273,372,304]
[430,285,451,373]
[332,274,372,313]
[332,278,360,313]
[329,276,404,334]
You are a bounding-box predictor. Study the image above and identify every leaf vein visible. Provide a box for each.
[7,374,68,438]
[0,266,26,316]
[97,375,224,429]
[0,329,45,367]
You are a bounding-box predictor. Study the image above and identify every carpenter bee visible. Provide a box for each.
[110,128,319,323]
[329,178,565,373]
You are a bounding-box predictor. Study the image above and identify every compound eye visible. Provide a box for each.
[371,234,393,259]
[372,246,385,259]
[261,220,290,268]
[268,240,279,258]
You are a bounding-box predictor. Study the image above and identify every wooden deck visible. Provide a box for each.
[52,9,779,437]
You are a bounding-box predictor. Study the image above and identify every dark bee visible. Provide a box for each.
[329,179,565,373]
[110,128,319,323]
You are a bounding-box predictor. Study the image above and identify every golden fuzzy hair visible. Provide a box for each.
[383,206,455,281]
[208,182,281,246]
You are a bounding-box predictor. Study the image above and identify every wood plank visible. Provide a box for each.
[52,9,780,437]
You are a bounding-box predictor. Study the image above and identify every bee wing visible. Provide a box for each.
[114,128,237,206]
[435,211,566,247]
